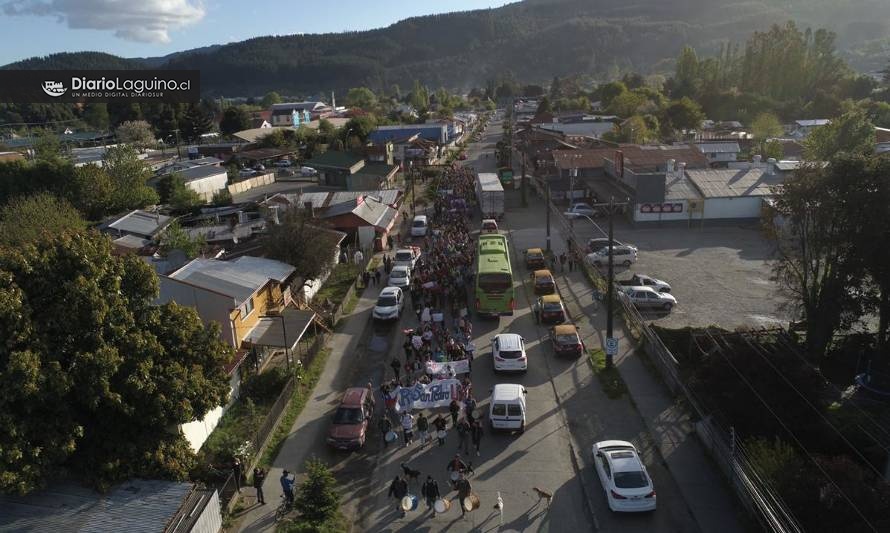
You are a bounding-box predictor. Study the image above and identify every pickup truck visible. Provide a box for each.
[393,247,422,269]
[622,286,677,311]
[618,274,671,293]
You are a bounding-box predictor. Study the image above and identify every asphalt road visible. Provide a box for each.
[321,119,703,532]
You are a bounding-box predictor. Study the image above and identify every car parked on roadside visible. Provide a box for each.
[550,324,584,357]
[592,440,656,512]
[393,247,421,269]
[372,286,404,321]
[618,274,671,293]
[274,159,292,167]
[492,333,528,373]
[622,286,677,311]
[387,265,411,288]
[532,269,556,295]
[534,294,567,324]
[326,387,374,450]
[300,166,318,176]
[238,168,256,178]
[565,203,598,219]
[587,238,627,253]
[253,163,266,171]
[525,248,546,270]
[586,245,638,267]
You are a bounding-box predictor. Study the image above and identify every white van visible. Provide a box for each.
[410,215,429,237]
[489,384,527,433]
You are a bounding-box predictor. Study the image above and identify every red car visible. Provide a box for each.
[326,387,374,450]
[535,294,567,324]
[551,324,584,357]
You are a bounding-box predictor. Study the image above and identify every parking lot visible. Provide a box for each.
[571,220,791,330]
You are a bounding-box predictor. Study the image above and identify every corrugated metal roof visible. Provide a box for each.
[0,480,195,533]
[795,119,829,127]
[242,308,316,349]
[112,234,151,249]
[685,168,782,198]
[175,165,228,183]
[170,257,294,303]
[319,200,358,218]
[352,198,392,227]
[107,210,171,238]
[694,142,740,154]
[664,173,703,201]
[552,148,614,169]
[328,189,400,206]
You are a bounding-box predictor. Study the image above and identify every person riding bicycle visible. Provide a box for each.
[280,470,295,505]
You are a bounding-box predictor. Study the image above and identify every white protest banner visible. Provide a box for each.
[395,379,463,412]
[425,360,470,376]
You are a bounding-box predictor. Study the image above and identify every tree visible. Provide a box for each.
[32,129,62,162]
[294,458,341,525]
[597,81,628,109]
[317,119,336,138]
[603,115,656,144]
[67,163,116,220]
[344,87,378,110]
[180,104,213,142]
[663,97,705,133]
[158,221,205,259]
[607,91,646,117]
[803,109,875,161]
[260,91,282,108]
[115,120,155,151]
[0,193,86,246]
[156,174,203,211]
[219,106,250,136]
[549,76,562,101]
[264,209,339,291]
[340,115,378,145]
[536,96,552,114]
[674,46,700,97]
[103,145,159,211]
[82,103,110,131]
[0,232,232,494]
[751,112,784,156]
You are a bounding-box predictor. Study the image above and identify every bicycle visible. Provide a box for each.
[275,494,293,521]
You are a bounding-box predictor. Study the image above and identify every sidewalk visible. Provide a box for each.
[234,271,384,532]
[553,261,747,533]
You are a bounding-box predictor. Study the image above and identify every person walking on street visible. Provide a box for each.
[559,252,567,273]
[434,415,448,446]
[280,470,295,506]
[232,457,243,492]
[471,420,483,456]
[390,357,401,381]
[400,411,415,446]
[374,269,382,286]
[449,399,460,427]
[354,249,364,265]
[455,474,473,518]
[388,475,409,517]
[379,416,393,448]
[253,467,266,505]
[417,413,430,447]
[457,418,471,454]
[362,270,371,288]
[421,475,441,515]
[446,454,468,489]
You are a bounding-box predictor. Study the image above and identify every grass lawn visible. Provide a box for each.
[197,396,272,470]
[315,263,360,305]
[589,348,628,399]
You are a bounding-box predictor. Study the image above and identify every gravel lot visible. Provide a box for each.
[577,221,791,330]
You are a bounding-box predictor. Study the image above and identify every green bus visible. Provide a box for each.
[475,234,515,316]
[497,167,514,187]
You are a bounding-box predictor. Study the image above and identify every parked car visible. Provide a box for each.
[410,215,429,237]
[532,269,556,295]
[592,440,657,512]
[372,287,404,321]
[525,248,546,270]
[550,324,584,357]
[253,163,265,171]
[238,168,256,178]
[326,387,374,450]
[300,166,318,177]
[274,159,292,167]
[586,245,638,267]
[622,286,677,311]
[587,238,627,253]
[489,383,527,433]
[534,294,566,324]
[387,265,411,288]
[393,247,421,269]
[492,333,528,373]
[565,203,598,219]
[618,274,671,293]
[481,219,499,233]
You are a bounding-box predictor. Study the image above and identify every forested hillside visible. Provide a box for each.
[3,0,889,96]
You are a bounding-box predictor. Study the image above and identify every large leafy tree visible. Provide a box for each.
[219,106,250,136]
[344,87,378,110]
[0,232,232,494]
[180,104,214,142]
[103,145,159,211]
[803,109,875,161]
[663,97,705,134]
[751,112,784,156]
[115,120,155,151]
[264,209,339,292]
[0,193,86,246]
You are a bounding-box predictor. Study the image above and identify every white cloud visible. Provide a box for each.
[2,0,205,43]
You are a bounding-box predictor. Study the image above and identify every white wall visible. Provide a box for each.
[703,196,764,219]
[181,405,224,453]
[190,490,223,533]
[157,277,237,347]
[186,171,229,202]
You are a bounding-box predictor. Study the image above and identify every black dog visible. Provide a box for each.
[400,462,421,483]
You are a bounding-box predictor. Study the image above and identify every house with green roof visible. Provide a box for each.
[304,150,398,190]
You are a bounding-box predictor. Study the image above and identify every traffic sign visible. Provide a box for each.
[605,337,619,356]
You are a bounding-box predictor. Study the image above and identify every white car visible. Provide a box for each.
[238,168,256,178]
[387,265,411,288]
[300,166,318,176]
[621,274,671,293]
[392,247,421,269]
[592,440,656,512]
[253,163,266,171]
[492,333,527,373]
[622,286,677,311]
[587,238,626,253]
[565,203,598,219]
[410,215,429,237]
[372,287,404,321]
[586,245,638,267]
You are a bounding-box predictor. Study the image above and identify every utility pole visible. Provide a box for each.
[545,183,552,252]
[606,196,616,367]
[520,149,528,207]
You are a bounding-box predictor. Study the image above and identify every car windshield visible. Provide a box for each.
[412,220,425,227]
[395,252,412,262]
[536,276,553,285]
[391,270,407,278]
[333,407,363,425]
[507,405,522,416]
[378,296,398,306]
[614,470,649,489]
[543,302,563,312]
[499,350,523,359]
[478,273,511,292]
[556,334,579,345]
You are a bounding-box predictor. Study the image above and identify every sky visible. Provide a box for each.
[0,0,512,65]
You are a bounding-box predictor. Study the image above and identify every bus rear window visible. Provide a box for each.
[478,273,511,292]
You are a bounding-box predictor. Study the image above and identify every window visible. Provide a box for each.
[599,456,611,478]
[241,297,254,320]
[614,471,649,489]
[491,403,506,416]
[478,273,511,292]
[507,404,523,416]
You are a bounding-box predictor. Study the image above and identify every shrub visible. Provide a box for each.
[241,367,290,404]
[294,458,341,524]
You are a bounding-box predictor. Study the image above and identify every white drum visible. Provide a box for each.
[434,498,451,513]
[385,431,398,442]
[401,495,418,512]
[437,430,447,440]
[450,471,460,482]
